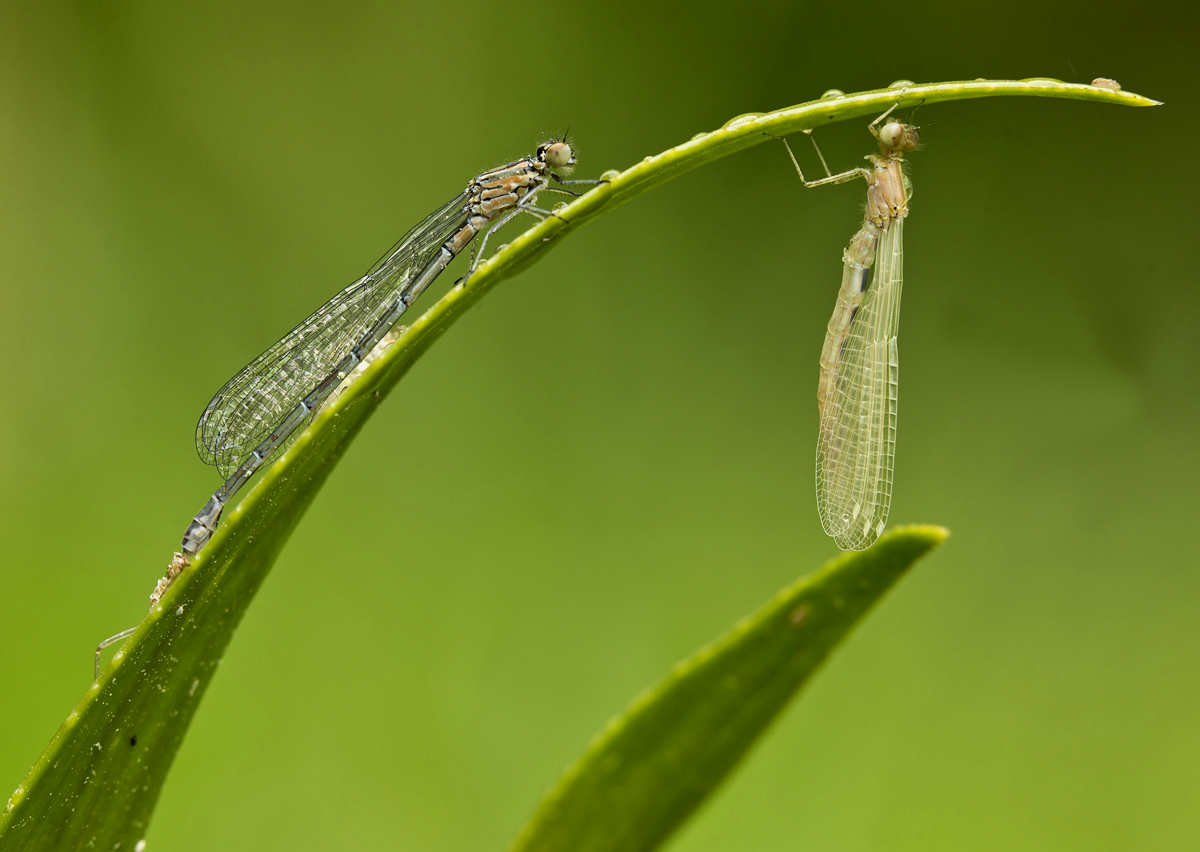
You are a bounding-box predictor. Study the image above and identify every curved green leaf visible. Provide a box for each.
[0,79,1154,851]
[509,525,948,852]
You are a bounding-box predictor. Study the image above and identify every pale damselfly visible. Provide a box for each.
[95,136,601,678]
[782,102,920,551]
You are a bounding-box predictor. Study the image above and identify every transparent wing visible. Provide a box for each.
[196,191,471,477]
[816,216,904,550]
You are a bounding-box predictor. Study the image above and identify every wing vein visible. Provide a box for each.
[816,216,904,550]
[195,191,471,477]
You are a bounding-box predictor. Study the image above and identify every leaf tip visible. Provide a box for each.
[877,523,950,557]
[891,523,950,543]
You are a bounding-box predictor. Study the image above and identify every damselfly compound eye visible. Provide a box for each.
[878,121,919,152]
[878,121,902,149]
[544,141,574,169]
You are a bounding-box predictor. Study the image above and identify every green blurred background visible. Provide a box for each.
[2,0,1196,849]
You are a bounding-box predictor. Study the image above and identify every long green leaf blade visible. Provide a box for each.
[510,525,948,852]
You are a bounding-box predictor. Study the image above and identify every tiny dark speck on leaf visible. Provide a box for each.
[129,735,138,746]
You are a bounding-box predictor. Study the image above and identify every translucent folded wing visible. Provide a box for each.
[196,191,471,477]
[816,216,904,550]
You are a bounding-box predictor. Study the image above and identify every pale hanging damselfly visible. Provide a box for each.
[781,102,920,551]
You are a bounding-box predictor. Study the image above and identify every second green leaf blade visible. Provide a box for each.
[510,524,948,852]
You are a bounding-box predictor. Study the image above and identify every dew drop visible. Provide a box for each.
[1021,76,1064,83]
[821,88,845,99]
[888,79,915,90]
[722,112,763,131]
[690,132,707,141]
[552,202,569,214]
[599,169,620,181]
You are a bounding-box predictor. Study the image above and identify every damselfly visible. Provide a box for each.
[181,137,599,558]
[782,103,920,551]
[96,137,600,678]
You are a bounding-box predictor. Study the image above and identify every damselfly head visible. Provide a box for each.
[878,121,920,154]
[539,140,577,173]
